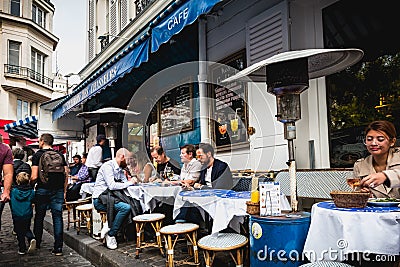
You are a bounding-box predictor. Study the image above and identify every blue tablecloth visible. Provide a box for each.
[179,189,232,197]
[219,191,251,199]
[318,201,400,213]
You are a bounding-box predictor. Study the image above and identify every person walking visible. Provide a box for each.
[10,172,35,255]
[30,133,68,256]
[0,137,13,230]
[86,134,107,181]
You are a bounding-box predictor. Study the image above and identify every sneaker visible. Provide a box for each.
[27,239,36,253]
[51,248,63,256]
[105,234,117,250]
[18,250,26,255]
[100,224,110,239]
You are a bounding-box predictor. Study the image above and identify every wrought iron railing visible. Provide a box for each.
[4,64,53,87]
[135,0,155,15]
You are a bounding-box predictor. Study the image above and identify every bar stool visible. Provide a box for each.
[65,199,89,230]
[198,233,248,267]
[159,223,200,267]
[133,213,165,258]
[99,211,107,228]
[76,203,93,235]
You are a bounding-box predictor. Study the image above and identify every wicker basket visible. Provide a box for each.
[330,191,370,208]
[246,201,260,215]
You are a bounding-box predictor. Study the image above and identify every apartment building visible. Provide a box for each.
[0,0,58,143]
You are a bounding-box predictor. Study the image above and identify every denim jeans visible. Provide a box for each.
[93,198,130,237]
[14,218,35,251]
[33,188,64,250]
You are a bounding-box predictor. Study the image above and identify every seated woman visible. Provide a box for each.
[134,151,157,183]
[66,154,91,201]
[355,120,400,198]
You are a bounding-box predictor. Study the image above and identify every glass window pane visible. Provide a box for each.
[11,0,20,16]
[32,5,37,23]
[8,41,20,66]
[38,9,43,26]
[23,101,29,118]
[17,100,22,120]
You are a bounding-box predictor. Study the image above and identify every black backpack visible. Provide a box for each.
[38,150,64,184]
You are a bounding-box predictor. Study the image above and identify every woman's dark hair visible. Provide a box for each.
[12,147,25,160]
[365,120,397,140]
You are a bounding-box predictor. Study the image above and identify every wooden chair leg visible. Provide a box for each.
[135,222,143,259]
[165,234,174,267]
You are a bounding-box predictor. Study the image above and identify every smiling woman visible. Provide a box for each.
[353,120,400,199]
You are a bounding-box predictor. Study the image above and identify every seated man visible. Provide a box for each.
[92,148,138,250]
[150,146,181,180]
[194,142,233,190]
[66,154,91,201]
[165,144,201,186]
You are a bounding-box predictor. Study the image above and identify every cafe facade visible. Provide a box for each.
[52,0,400,171]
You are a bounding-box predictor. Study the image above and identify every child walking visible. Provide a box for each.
[10,172,36,255]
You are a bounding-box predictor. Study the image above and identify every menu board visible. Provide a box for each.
[158,84,193,136]
[210,50,248,148]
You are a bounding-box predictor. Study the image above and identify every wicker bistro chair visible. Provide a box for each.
[65,198,90,230]
[76,203,93,235]
[198,233,248,267]
[159,223,200,267]
[133,213,165,259]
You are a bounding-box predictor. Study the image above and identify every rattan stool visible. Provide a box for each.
[99,211,107,228]
[133,213,165,258]
[65,199,89,230]
[160,223,200,267]
[76,203,93,235]
[198,233,248,267]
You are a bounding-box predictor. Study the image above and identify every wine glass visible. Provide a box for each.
[218,123,228,139]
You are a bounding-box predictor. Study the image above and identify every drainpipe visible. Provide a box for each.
[198,18,210,142]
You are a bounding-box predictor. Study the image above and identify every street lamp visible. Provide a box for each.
[64,73,79,95]
[223,48,364,212]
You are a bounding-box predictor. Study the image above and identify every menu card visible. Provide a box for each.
[259,182,281,216]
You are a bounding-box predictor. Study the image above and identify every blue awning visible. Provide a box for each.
[4,115,38,139]
[150,0,221,53]
[52,31,150,121]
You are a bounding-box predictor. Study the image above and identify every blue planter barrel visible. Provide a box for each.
[249,212,311,266]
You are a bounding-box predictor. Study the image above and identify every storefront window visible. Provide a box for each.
[324,0,400,167]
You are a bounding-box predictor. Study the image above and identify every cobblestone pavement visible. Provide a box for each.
[0,204,94,267]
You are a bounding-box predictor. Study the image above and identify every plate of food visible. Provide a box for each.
[367,198,400,207]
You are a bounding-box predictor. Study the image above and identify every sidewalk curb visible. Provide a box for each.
[43,217,149,267]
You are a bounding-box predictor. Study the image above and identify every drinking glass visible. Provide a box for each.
[230,118,239,137]
[218,123,227,139]
[346,174,361,191]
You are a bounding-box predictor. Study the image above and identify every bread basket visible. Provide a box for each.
[246,201,260,215]
[330,191,370,208]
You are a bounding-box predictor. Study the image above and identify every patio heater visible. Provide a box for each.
[102,122,119,159]
[223,49,363,211]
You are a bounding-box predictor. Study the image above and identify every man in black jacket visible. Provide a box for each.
[194,143,233,190]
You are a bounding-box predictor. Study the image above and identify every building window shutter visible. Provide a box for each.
[110,0,118,38]
[120,0,128,29]
[88,0,96,61]
[246,2,289,65]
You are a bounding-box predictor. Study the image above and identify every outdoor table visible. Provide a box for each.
[173,189,247,234]
[303,201,400,262]
[79,182,95,198]
[126,183,182,212]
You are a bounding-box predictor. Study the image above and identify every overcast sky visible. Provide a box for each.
[52,0,86,79]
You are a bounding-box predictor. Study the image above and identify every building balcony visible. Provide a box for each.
[135,0,156,15]
[4,64,53,88]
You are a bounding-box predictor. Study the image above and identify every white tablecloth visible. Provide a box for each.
[303,201,400,262]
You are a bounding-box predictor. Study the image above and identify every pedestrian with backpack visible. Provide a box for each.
[30,134,68,256]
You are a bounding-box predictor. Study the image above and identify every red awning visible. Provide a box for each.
[0,119,13,145]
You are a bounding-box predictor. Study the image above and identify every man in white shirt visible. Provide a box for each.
[86,134,107,181]
[179,144,202,186]
[92,148,136,250]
